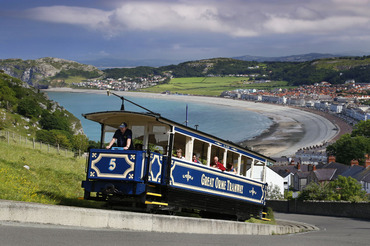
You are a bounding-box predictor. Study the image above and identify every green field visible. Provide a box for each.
[64,75,87,84]
[142,77,292,96]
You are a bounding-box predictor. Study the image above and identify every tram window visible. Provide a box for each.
[153,125,167,133]
[226,151,239,173]
[173,133,186,157]
[239,156,250,176]
[131,125,145,150]
[193,139,207,165]
[211,146,225,165]
[148,125,169,154]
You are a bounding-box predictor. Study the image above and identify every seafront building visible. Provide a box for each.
[221,81,370,123]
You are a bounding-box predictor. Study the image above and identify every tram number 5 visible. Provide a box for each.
[109,158,116,171]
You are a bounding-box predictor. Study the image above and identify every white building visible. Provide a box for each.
[330,104,344,113]
[247,166,285,197]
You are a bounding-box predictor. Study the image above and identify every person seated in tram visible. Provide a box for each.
[227,163,237,174]
[211,156,226,171]
[192,154,201,164]
[175,149,185,159]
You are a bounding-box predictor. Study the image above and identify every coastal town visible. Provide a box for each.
[221,80,370,122]
[72,75,169,92]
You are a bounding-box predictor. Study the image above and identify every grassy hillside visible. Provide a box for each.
[0,72,98,207]
[0,140,100,207]
[312,56,370,70]
[0,72,90,151]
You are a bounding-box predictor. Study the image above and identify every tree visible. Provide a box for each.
[72,134,89,152]
[266,183,284,200]
[39,111,70,132]
[326,134,370,165]
[17,97,42,118]
[328,176,367,202]
[298,176,367,202]
[351,120,370,138]
[298,182,334,201]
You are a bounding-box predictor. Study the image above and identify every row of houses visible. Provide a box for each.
[221,82,370,122]
[72,75,169,91]
[260,156,370,198]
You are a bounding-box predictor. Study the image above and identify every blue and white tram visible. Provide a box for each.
[81,96,275,220]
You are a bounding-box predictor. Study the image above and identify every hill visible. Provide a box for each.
[0,57,104,88]
[0,71,89,151]
[2,55,370,90]
[233,53,341,62]
[105,56,370,86]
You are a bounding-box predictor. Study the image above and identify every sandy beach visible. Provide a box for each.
[43,88,352,158]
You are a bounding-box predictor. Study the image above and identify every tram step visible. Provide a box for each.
[145,201,168,206]
[261,212,271,221]
[146,192,162,197]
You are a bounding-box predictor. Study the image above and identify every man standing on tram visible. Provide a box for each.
[106,122,134,150]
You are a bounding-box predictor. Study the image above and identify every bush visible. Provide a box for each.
[36,129,72,149]
[17,97,42,118]
[39,111,70,132]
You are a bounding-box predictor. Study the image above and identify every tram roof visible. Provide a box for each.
[83,110,275,163]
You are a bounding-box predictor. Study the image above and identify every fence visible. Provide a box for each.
[0,130,81,158]
[266,200,370,220]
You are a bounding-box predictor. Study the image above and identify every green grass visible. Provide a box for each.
[142,77,293,96]
[63,76,88,84]
[0,140,101,208]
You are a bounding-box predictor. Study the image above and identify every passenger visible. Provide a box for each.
[192,154,201,163]
[176,149,185,159]
[211,156,226,171]
[106,122,134,150]
[227,163,237,174]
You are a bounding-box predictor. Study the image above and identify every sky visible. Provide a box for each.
[1,0,370,65]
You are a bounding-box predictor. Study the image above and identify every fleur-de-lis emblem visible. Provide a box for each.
[182,171,193,182]
[249,187,257,196]
[90,171,96,177]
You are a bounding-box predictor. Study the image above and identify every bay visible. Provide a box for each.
[45,91,273,143]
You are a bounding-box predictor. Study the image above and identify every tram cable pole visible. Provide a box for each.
[107,90,160,115]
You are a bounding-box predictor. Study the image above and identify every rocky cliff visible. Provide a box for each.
[0,57,104,86]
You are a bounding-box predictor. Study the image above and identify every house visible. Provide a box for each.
[246,165,285,197]
[308,167,336,184]
[317,157,370,194]
[357,168,370,193]
[270,163,310,191]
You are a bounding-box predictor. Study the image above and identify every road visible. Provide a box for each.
[1,213,369,246]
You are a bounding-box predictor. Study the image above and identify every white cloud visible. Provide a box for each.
[24,0,370,38]
[26,6,110,28]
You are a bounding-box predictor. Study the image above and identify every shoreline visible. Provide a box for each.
[43,88,352,158]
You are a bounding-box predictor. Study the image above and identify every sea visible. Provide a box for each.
[45,91,273,143]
